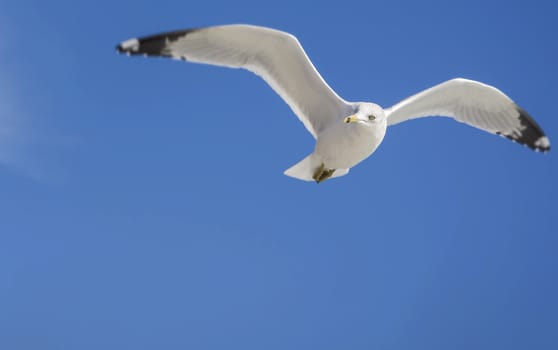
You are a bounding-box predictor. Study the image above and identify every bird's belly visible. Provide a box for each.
[315,123,386,169]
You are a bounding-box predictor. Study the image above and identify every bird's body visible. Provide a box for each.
[315,111,386,169]
[281,102,387,182]
[117,24,550,183]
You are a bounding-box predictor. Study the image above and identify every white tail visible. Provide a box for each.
[284,153,350,182]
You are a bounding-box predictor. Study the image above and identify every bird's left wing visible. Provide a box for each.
[117,24,353,138]
[385,78,550,152]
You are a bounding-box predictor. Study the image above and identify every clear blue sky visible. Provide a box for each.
[1,0,557,349]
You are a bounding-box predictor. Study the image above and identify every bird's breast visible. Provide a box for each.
[315,122,386,169]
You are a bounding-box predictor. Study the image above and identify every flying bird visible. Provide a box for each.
[117,24,550,183]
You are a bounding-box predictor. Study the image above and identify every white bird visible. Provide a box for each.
[117,24,550,183]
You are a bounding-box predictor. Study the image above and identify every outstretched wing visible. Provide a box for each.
[385,78,550,152]
[117,24,352,138]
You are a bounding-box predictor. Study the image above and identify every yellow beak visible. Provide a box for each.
[344,115,359,123]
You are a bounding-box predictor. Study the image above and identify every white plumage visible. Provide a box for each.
[117,24,550,183]
[385,79,550,149]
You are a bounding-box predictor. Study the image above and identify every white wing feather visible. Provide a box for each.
[385,78,550,152]
[117,24,352,138]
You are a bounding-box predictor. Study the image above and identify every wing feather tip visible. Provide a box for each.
[534,136,551,153]
[496,131,551,153]
[494,105,550,152]
[515,105,550,152]
[116,28,199,57]
[116,38,140,54]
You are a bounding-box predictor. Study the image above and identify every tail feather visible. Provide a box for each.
[284,154,350,182]
[284,154,317,181]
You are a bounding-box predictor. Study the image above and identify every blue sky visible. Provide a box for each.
[1,0,557,348]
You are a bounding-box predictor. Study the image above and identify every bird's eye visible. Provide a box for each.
[368,114,376,121]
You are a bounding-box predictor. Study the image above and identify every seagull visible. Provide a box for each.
[116,24,550,183]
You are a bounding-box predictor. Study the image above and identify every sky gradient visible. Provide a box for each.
[1,0,557,349]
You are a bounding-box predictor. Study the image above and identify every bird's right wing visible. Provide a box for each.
[385,78,550,152]
[117,24,353,138]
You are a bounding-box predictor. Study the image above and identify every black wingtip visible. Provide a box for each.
[515,106,551,152]
[497,105,551,153]
[115,28,200,57]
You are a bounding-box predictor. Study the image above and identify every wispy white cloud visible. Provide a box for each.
[0,66,43,179]
[0,18,28,172]
[0,18,62,182]
[0,70,70,183]
[0,87,24,165]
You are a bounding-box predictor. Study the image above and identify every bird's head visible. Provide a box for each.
[344,102,385,125]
